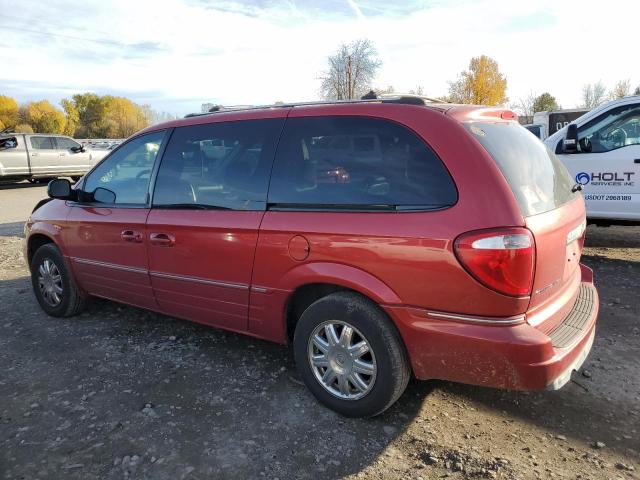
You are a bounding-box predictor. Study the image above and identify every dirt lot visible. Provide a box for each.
[0,183,638,480]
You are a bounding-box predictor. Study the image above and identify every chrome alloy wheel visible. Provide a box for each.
[37,258,63,307]
[308,320,377,400]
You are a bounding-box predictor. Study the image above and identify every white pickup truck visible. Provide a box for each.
[545,96,640,223]
[0,133,108,183]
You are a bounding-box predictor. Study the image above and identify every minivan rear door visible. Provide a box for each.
[146,118,284,332]
[464,122,585,321]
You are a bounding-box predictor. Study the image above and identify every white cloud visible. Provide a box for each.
[0,0,638,115]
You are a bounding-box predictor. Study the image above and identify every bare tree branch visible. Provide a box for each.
[320,39,381,100]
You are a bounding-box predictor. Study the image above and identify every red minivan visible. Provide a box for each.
[25,97,599,417]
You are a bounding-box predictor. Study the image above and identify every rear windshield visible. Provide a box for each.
[464,121,576,216]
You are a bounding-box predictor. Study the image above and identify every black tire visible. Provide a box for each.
[30,243,87,317]
[293,291,411,417]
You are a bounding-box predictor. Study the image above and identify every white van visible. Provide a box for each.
[545,96,640,223]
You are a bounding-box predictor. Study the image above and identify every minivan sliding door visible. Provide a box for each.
[146,118,284,332]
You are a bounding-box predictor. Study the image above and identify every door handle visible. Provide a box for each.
[121,230,143,243]
[149,232,175,247]
[31,152,38,156]
[60,153,66,156]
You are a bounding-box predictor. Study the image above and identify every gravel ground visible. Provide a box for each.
[0,182,638,479]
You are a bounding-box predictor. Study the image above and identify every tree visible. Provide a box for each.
[63,93,150,138]
[610,79,631,99]
[0,95,19,130]
[320,39,381,100]
[448,55,507,105]
[581,82,607,109]
[635,85,640,96]
[513,91,537,119]
[60,99,79,137]
[409,85,425,96]
[374,85,395,96]
[102,96,149,137]
[14,124,34,133]
[68,93,110,138]
[532,92,558,113]
[23,100,66,134]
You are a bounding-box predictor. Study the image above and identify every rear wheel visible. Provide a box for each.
[293,291,410,417]
[31,244,87,317]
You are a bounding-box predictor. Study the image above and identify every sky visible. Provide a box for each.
[1,0,638,117]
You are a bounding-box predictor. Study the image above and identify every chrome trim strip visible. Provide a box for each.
[71,257,147,275]
[251,286,268,293]
[427,311,525,325]
[150,271,248,290]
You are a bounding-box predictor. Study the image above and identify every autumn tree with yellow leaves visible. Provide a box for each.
[22,100,67,134]
[0,93,155,137]
[448,55,508,106]
[0,95,19,130]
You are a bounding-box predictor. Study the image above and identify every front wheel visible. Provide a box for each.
[31,243,87,317]
[293,292,411,417]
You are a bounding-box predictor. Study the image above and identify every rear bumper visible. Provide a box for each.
[385,264,599,390]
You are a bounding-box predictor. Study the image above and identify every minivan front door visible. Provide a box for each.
[63,131,166,310]
[145,118,284,332]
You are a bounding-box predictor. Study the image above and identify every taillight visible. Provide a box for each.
[454,228,535,297]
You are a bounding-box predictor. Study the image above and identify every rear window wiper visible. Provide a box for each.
[154,203,232,210]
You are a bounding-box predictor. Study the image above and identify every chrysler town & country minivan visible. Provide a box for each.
[25,97,599,417]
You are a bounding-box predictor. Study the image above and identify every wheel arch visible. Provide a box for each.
[26,232,57,268]
[280,262,403,342]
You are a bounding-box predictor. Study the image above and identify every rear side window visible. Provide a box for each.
[30,137,55,150]
[153,119,284,210]
[268,116,457,210]
[464,122,576,216]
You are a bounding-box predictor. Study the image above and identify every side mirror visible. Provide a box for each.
[563,124,578,153]
[93,187,116,204]
[47,178,75,200]
[71,145,85,153]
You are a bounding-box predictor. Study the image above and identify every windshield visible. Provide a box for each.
[465,121,577,216]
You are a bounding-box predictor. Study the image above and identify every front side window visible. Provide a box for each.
[268,116,457,210]
[152,119,284,210]
[55,137,81,150]
[578,104,640,153]
[30,137,55,150]
[83,131,165,205]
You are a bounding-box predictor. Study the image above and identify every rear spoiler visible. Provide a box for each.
[444,106,518,122]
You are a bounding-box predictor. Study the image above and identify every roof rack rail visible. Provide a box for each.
[183,95,445,118]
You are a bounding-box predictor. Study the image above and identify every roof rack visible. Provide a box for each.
[183,94,447,118]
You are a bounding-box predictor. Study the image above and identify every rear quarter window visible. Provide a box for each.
[268,116,458,210]
[464,121,577,216]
